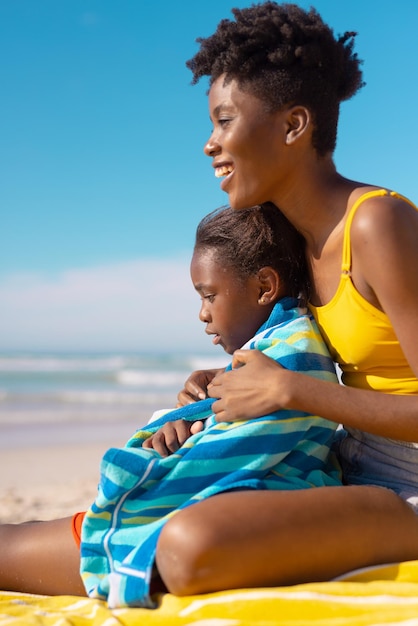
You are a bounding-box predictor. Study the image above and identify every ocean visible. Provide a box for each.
[0,351,228,449]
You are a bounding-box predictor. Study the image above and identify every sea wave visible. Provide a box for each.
[0,390,173,405]
[0,352,228,374]
[0,355,131,372]
[189,355,229,371]
[116,369,188,387]
[0,351,229,428]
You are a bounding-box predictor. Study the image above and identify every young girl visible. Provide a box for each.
[0,203,340,602]
[153,1,418,596]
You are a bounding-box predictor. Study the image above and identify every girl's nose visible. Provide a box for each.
[199,302,210,323]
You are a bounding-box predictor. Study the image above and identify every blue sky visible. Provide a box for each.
[1,0,417,353]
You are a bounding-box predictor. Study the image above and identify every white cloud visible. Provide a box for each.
[0,258,212,353]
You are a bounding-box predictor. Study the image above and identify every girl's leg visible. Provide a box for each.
[0,517,86,596]
[156,485,418,596]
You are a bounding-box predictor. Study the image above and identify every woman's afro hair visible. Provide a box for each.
[186,2,365,154]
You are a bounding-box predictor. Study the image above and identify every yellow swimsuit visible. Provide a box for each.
[310,190,418,507]
[310,189,418,394]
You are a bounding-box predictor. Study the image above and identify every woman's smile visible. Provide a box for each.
[205,76,287,210]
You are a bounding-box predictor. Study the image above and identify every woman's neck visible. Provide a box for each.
[270,157,361,253]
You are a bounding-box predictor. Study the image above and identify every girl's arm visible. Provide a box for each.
[176,368,225,405]
[142,419,204,456]
[208,195,418,441]
[141,368,224,456]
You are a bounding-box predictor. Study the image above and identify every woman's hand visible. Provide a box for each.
[207,350,289,422]
[176,368,224,406]
[142,420,205,457]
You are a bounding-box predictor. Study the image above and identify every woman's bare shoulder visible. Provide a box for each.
[350,187,417,244]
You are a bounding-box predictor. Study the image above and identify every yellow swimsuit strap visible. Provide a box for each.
[341,189,416,273]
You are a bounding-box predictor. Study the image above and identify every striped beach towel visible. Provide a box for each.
[80,297,341,608]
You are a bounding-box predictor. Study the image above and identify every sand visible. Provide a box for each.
[0,444,106,523]
[0,419,144,524]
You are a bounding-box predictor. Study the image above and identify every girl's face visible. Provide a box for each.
[190,249,269,355]
[204,76,289,210]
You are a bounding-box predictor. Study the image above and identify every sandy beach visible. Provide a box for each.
[0,419,145,524]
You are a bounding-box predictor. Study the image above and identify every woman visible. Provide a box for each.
[154,1,418,596]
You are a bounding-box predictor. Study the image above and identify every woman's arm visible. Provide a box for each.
[208,196,418,441]
[209,353,418,440]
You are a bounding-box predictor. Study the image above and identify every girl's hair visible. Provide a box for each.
[194,203,308,299]
[186,1,364,155]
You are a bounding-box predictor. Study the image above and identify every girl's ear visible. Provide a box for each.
[284,105,311,145]
[257,267,282,305]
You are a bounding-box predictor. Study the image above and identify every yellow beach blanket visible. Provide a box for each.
[2,561,418,625]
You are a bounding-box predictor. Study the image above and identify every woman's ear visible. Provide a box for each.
[285,105,311,145]
[257,267,282,305]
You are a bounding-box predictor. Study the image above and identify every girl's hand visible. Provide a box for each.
[176,368,224,406]
[208,350,288,422]
[142,420,204,456]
